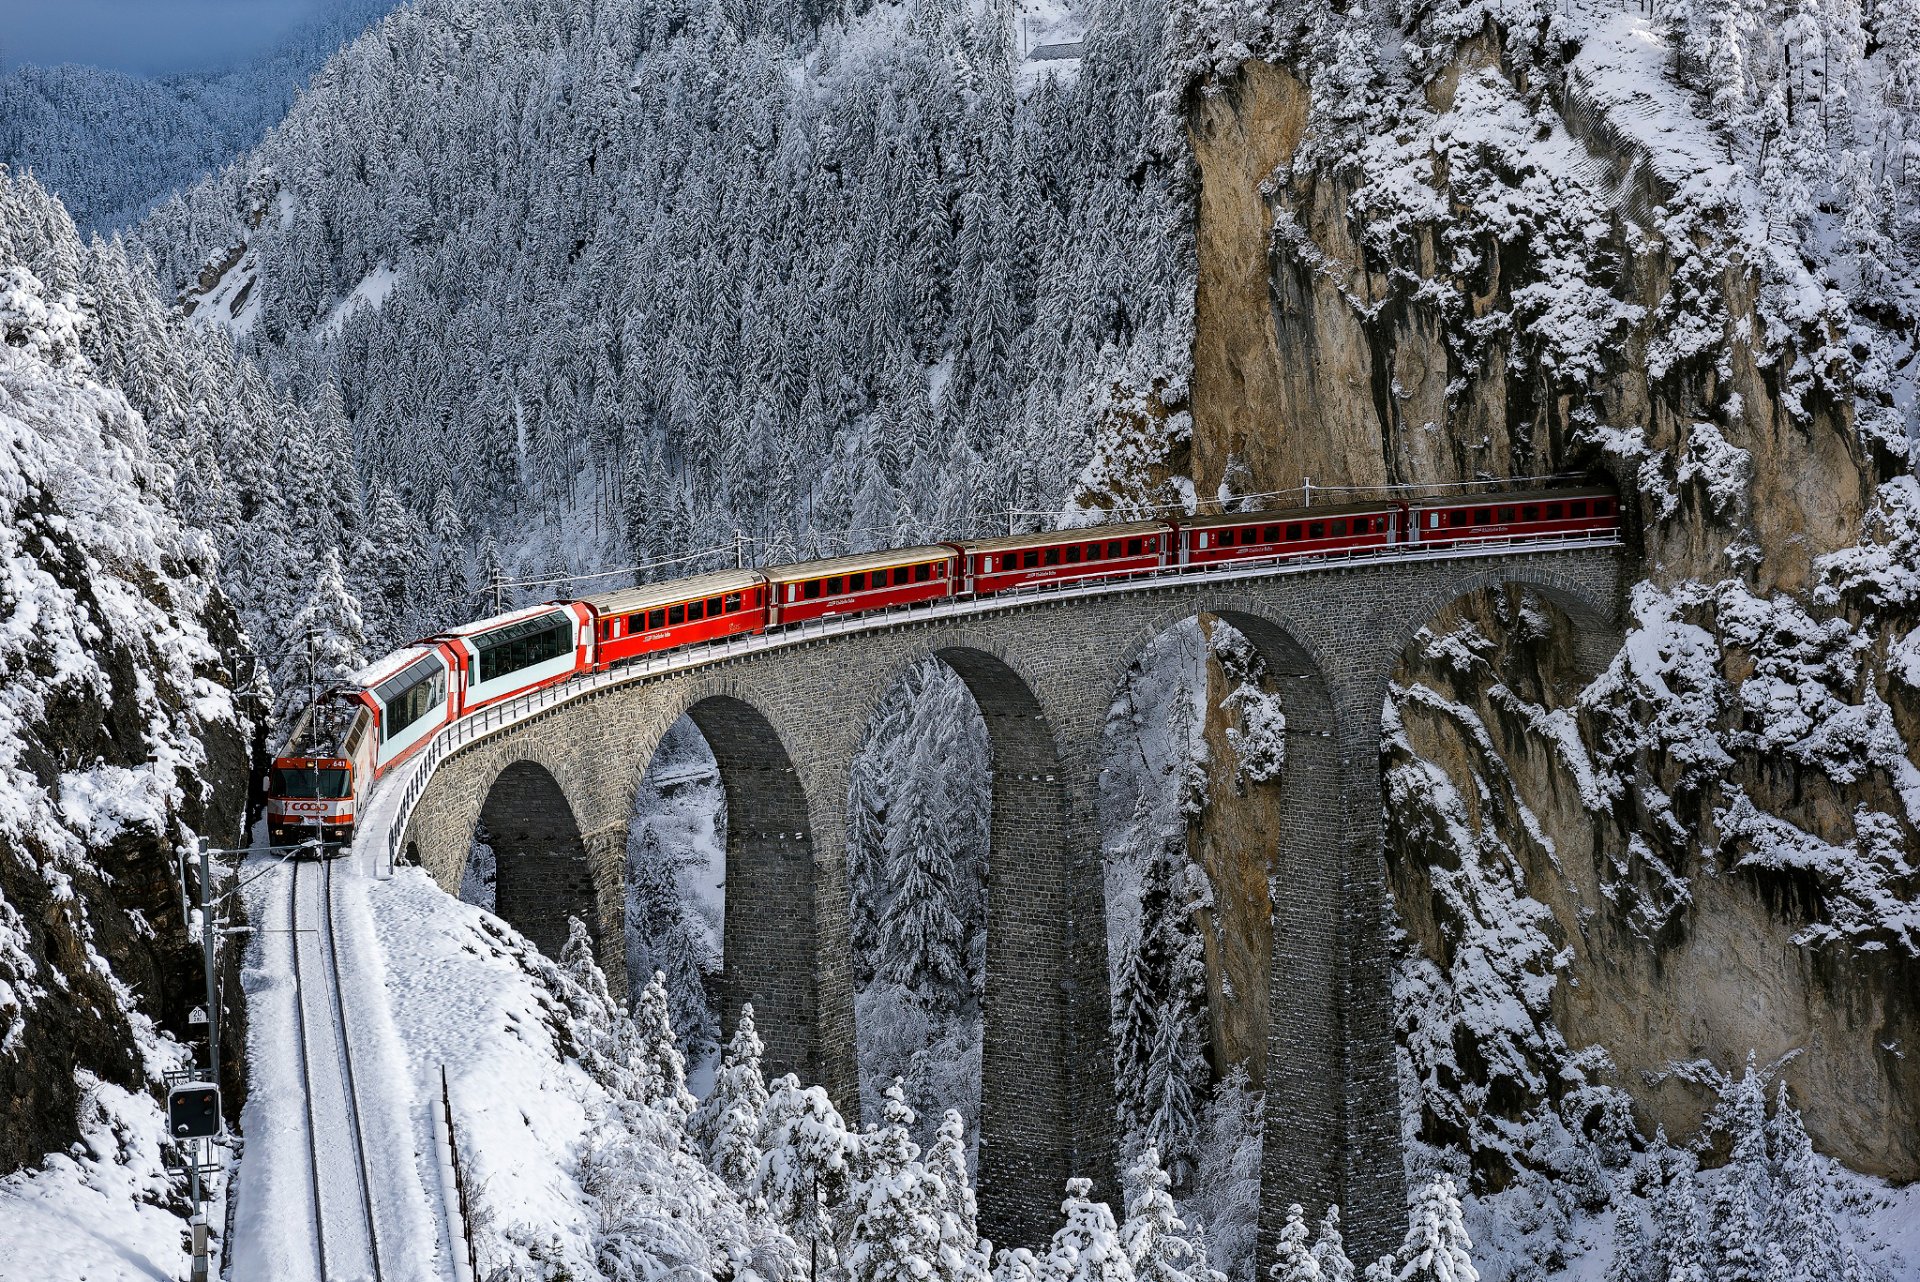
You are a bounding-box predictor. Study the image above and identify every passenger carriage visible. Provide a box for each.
[765,546,959,625]
[955,521,1169,594]
[1178,502,1399,566]
[1409,488,1619,547]
[583,569,767,666]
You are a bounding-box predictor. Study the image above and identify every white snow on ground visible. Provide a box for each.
[368,867,603,1273]
[231,839,445,1282]
[316,265,402,342]
[0,1075,225,1282]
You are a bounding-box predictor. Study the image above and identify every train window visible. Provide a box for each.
[669,604,686,625]
[1020,551,1036,568]
[823,577,840,594]
[474,613,572,684]
[1570,500,1587,517]
[377,660,447,741]
[1546,503,1562,519]
[1108,540,1124,557]
[691,600,707,622]
[1287,524,1302,540]
[1331,520,1347,536]
[1309,522,1325,538]
[648,610,665,630]
[1473,510,1492,526]
[1599,499,1613,513]
[850,573,866,591]
[1522,506,1538,521]
[803,581,822,600]
[1062,546,1079,563]
[1087,543,1103,560]
[724,592,743,612]
[914,563,931,582]
[937,563,946,576]
[1499,507,1515,523]
[1126,538,1143,555]
[1264,526,1280,541]
[1042,548,1060,566]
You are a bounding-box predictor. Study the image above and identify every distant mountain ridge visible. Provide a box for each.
[0,0,399,234]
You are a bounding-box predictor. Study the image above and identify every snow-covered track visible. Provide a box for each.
[290,856,388,1282]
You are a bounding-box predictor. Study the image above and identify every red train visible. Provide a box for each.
[267,486,1618,846]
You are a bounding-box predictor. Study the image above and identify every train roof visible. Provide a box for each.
[957,520,1171,555]
[1179,500,1396,528]
[582,569,765,614]
[436,601,577,642]
[346,643,443,690]
[1412,485,1615,508]
[761,544,957,582]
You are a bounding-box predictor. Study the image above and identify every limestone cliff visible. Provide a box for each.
[1174,13,1919,1187]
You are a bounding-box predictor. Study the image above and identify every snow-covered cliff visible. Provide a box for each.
[0,170,253,1258]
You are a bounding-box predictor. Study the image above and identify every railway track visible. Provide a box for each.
[289,855,388,1282]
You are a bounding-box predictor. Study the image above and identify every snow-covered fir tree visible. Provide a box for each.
[756,1073,859,1263]
[1119,1147,1222,1282]
[1376,1176,1477,1282]
[689,1004,769,1194]
[1269,1205,1321,1282]
[1046,1177,1138,1282]
[634,969,697,1124]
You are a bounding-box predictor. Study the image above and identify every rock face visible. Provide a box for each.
[0,173,254,1178]
[1178,26,1918,1183]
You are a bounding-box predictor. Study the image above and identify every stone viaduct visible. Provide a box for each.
[395,544,1624,1263]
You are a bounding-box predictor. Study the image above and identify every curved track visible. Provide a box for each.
[290,855,388,1282]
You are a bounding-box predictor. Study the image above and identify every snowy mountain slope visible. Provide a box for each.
[0,0,401,235]
[135,0,1189,614]
[1164,0,1920,1271]
[0,176,252,1271]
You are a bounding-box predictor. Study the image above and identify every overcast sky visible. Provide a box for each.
[0,0,324,76]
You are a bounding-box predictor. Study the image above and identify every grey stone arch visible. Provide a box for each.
[1377,558,1626,691]
[617,677,836,1091]
[478,756,603,966]
[1100,595,1371,1257]
[1304,554,1626,1260]
[847,630,1104,1251]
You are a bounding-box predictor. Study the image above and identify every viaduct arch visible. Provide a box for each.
[394,545,1624,1263]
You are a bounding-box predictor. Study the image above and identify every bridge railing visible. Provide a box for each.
[381,529,1622,873]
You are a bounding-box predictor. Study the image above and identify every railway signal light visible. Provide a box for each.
[168,1083,222,1139]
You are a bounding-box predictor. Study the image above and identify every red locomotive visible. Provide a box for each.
[267,485,1619,846]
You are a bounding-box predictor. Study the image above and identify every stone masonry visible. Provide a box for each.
[397,546,1624,1263]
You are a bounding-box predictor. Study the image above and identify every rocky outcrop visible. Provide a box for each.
[1178,21,1918,1183]
[0,173,255,1178]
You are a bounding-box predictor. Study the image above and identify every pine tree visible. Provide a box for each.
[757,1073,858,1257]
[1047,1178,1137,1282]
[1764,1082,1868,1282]
[277,547,367,721]
[1312,1208,1355,1282]
[1387,1176,1478,1282]
[846,1081,975,1282]
[1650,1140,1711,1282]
[1709,1059,1772,1282]
[633,969,696,1123]
[689,1004,769,1193]
[1121,1147,1222,1282]
[1269,1205,1320,1282]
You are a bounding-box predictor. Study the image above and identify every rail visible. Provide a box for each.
[379,529,1624,873]
[289,857,388,1280]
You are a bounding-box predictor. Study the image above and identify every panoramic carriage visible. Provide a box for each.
[265,483,1623,850]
